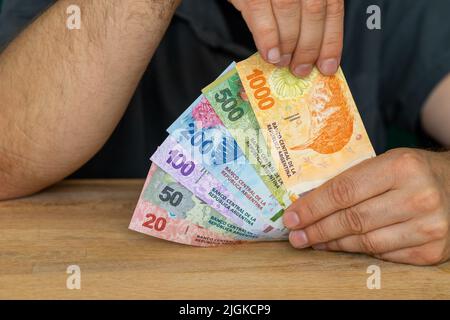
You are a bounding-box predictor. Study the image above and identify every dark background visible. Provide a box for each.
[0,0,419,150]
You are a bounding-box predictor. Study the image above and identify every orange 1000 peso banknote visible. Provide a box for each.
[236,53,376,197]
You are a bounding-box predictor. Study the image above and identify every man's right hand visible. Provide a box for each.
[229,0,344,77]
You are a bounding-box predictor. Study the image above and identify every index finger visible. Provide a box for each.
[283,152,396,230]
[231,0,281,64]
[317,0,344,75]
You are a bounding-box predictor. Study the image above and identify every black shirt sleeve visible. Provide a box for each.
[380,0,450,133]
[0,0,54,50]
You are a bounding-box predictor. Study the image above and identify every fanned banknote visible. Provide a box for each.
[129,163,239,246]
[150,135,288,238]
[167,95,285,223]
[236,53,375,196]
[202,68,295,209]
[141,163,258,240]
[130,52,376,246]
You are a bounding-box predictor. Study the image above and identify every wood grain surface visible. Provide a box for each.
[0,179,448,299]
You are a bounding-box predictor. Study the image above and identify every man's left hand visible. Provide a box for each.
[283,148,450,265]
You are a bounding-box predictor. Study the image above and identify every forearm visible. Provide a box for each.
[0,0,180,199]
[422,74,450,147]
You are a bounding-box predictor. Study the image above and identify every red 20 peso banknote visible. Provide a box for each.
[129,163,241,246]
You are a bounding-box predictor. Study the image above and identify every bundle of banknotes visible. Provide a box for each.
[129,53,376,246]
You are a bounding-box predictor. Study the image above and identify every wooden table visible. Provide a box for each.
[0,180,449,299]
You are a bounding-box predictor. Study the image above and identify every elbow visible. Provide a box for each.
[0,150,59,200]
[0,156,70,200]
[0,164,26,200]
[0,182,44,201]
[0,190,20,201]
[0,165,63,200]
[0,180,31,201]
[0,171,44,201]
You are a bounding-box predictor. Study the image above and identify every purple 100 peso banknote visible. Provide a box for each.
[129,163,240,246]
[150,135,288,239]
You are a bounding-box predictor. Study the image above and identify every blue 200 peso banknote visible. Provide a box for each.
[167,94,285,224]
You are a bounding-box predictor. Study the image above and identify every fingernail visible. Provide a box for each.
[283,211,300,229]
[267,47,281,64]
[289,230,309,249]
[293,64,313,77]
[276,54,292,67]
[319,58,338,75]
[312,243,327,251]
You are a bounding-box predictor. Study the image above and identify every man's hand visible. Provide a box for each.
[283,148,450,265]
[229,0,344,77]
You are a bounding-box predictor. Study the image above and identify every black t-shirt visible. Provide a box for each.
[1,0,449,178]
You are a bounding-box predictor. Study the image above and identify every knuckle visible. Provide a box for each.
[298,198,319,222]
[294,45,321,62]
[272,0,299,11]
[360,234,380,255]
[392,149,427,178]
[280,37,299,51]
[340,206,365,234]
[256,24,279,38]
[417,248,445,265]
[319,42,342,61]
[333,238,345,251]
[321,34,342,52]
[303,0,326,15]
[432,220,449,240]
[409,187,444,214]
[328,176,357,208]
[401,151,426,172]
[297,42,321,54]
[418,218,449,240]
[325,240,336,250]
